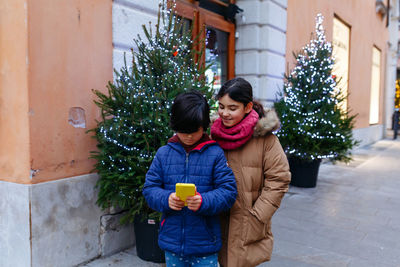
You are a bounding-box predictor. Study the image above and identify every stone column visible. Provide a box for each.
[236,0,287,107]
[384,0,400,134]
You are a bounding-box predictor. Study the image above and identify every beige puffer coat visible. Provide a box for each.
[218,109,291,267]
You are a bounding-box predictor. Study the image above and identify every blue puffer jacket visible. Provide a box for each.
[143,139,237,256]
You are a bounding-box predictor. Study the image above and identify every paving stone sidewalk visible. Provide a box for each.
[82,138,400,267]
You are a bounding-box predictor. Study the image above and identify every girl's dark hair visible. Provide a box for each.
[216,77,265,118]
[170,90,210,133]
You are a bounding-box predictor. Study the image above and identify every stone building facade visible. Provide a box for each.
[0,1,396,266]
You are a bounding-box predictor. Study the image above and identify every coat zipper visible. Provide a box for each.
[181,152,189,254]
[185,152,189,183]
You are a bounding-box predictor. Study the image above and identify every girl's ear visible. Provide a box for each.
[244,102,253,114]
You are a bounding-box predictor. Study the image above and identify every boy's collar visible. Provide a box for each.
[168,134,215,152]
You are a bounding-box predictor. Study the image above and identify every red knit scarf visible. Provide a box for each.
[211,109,259,150]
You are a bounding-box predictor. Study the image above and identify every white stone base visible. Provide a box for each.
[0,174,135,267]
[353,124,384,148]
[0,182,31,267]
[100,212,135,257]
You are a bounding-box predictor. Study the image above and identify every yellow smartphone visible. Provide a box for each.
[175,183,196,206]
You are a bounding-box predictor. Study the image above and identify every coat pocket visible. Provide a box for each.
[158,216,168,236]
[201,217,217,243]
[243,210,267,246]
[158,215,180,244]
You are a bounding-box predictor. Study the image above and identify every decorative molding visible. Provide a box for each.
[237,23,286,34]
[270,0,288,10]
[114,0,158,16]
[113,42,134,52]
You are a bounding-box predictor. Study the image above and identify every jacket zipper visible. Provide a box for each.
[185,152,189,183]
[181,216,185,255]
[181,152,189,254]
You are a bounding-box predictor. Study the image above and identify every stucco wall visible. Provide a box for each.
[286,0,388,130]
[0,1,144,266]
[27,0,113,183]
[0,0,31,183]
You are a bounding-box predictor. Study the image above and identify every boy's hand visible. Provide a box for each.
[186,193,202,212]
[168,193,185,210]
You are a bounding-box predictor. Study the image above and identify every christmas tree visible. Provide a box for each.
[90,1,214,222]
[274,14,357,163]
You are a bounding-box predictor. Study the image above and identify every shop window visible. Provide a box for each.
[369,46,381,124]
[173,0,235,91]
[205,27,228,91]
[332,16,350,113]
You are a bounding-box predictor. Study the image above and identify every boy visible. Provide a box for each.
[143,91,237,267]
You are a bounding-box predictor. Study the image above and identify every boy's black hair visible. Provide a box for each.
[170,90,210,133]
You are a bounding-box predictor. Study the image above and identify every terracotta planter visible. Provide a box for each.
[134,215,165,263]
[288,158,321,188]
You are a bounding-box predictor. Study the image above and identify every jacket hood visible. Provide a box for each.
[253,108,280,137]
[210,108,280,138]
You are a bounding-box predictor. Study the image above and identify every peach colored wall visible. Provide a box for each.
[0,0,31,183]
[28,0,112,183]
[286,0,388,129]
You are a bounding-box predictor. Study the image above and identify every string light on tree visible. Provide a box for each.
[274,13,357,163]
[89,0,215,221]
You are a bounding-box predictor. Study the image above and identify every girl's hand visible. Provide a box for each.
[186,193,202,212]
[168,193,185,210]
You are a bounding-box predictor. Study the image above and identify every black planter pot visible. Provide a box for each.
[133,215,165,263]
[288,158,321,188]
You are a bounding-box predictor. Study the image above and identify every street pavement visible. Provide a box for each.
[82,138,400,267]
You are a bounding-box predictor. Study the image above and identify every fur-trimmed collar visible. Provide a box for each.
[253,108,280,137]
[210,108,280,137]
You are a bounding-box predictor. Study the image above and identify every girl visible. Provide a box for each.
[211,78,291,267]
[143,91,237,267]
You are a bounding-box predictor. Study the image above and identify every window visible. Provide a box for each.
[174,0,235,91]
[332,16,350,113]
[205,27,228,91]
[369,46,381,124]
